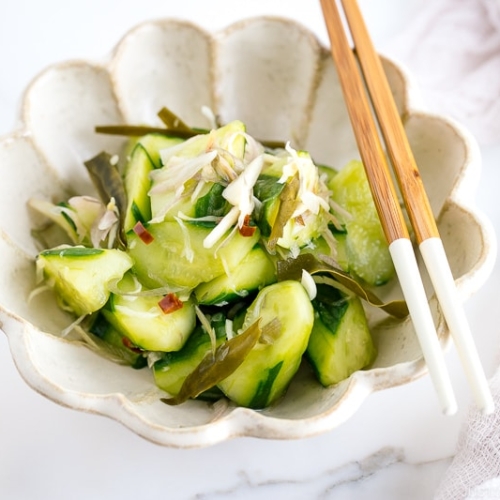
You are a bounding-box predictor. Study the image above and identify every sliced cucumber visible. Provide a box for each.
[127,220,260,290]
[306,284,376,386]
[149,121,246,221]
[88,313,147,369]
[123,143,154,231]
[194,244,276,305]
[329,160,394,286]
[29,196,108,247]
[153,313,227,396]
[29,198,80,244]
[135,133,184,168]
[300,232,349,272]
[150,180,223,224]
[102,273,196,352]
[254,152,328,251]
[37,246,133,316]
[217,280,314,408]
[160,120,246,162]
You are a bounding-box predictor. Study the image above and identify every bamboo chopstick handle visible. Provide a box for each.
[319,0,407,245]
[340,0,494,414]
[339,0,438,243]
[320,0,457,415]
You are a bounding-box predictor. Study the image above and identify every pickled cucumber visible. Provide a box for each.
[36,246,133,316]
[217,280,314,408]
[306,284,376,386]
[328,160,395,285]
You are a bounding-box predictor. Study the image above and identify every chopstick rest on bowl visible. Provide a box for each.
[321,0,493,415]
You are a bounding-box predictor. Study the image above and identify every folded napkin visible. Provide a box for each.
[385,0,500,146]
[381,1,500,498]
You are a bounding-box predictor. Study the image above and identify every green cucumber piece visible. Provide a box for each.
[127,221,260,290]
[102,274,196,352]
[149,121,246,221]
[306,284,376,386]
[254,153,327,250]
[301,233,349,273]
[29,197,109,247]
[29,199,80,244]
[329,160,394,286]
[217,280,314,408]
[150,180,231,225]
[153,313,227,396]
[135,133,184,168]
[166,120,246,161]
[123,143,154,231]
[37,246,133,316]
[194,245,276,305]
[89,313,147,369]
[149,179,212,223]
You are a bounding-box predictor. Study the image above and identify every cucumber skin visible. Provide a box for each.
[102,293,196,353]
[123,143,154,231]
[194,245,276,306]
[328,160,394,286]
[150,181,229,226]
[126,221,260,290]
[135,133,184,168]
[37,247,133,316]
[89,313,147,369]
[149,121,246,222]
[217,280,314,409]
[306,291,376,387]
[153,315,227,396]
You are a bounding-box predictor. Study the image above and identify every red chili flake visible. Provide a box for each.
[133,221,154,244]
[122,336,144,353]
[158,293,184,314]
[239,215,256,237]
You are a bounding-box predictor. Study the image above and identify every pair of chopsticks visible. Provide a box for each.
[320,0,493,415]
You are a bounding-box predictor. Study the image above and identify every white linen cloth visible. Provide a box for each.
[435,369,500,499]
[380,1,500,498]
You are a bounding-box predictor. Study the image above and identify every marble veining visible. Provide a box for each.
[191,448,452,499]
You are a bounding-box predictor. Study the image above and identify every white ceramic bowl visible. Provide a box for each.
[0,17,495,448]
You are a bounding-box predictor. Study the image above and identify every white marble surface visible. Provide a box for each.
[1,1,499,499]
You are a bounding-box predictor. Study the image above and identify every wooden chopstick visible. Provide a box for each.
[320,0,459,415]
[337,0,494,414]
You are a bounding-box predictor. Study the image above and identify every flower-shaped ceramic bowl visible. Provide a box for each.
[0,17,496,448]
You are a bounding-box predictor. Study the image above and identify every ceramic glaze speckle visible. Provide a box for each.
[0,17,495,448]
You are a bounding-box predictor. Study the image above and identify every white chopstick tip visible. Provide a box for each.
[442,402,458,417]
[389,238,457,414]
[419,238,495,415]
[438,382,458,417]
